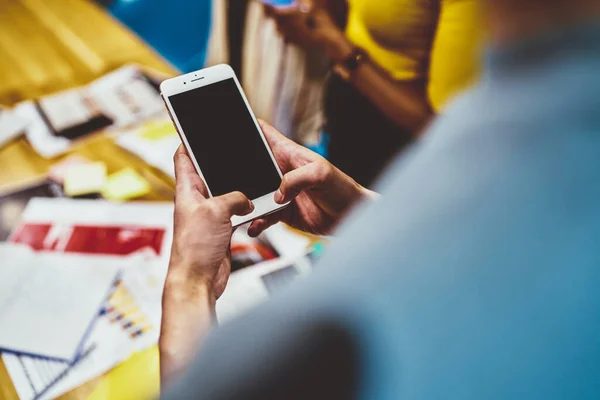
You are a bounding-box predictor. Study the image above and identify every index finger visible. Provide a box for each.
[174,145,209,198]
[259,119,284,144]
[258,119,293,151]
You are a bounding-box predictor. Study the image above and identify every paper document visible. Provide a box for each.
[0,180,65,241]
[10,198,174,265]
[13,101,71,158]
[116,120,180,179]
[13,65,165,158]
[3,255,167,400]
[217,254,313,324]
[0,244,121,361]
[48,156,93,184]
[63,162,107,197]
[87,65,165,127]
[0,107,28,148]
[2,346,94,400]
[38,90,94,132]
[262,223,312,257]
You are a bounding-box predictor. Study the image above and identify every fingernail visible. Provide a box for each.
[250,201,255,211]
[274,189,284,204]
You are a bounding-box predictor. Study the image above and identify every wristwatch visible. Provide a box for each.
[333,48,368,81]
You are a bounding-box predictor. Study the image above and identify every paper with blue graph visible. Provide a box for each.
[2,254,167,400]
[0,244,121,361]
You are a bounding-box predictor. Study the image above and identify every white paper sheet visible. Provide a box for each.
[262,223,312,258]
[3,200,173,397]
[0,107,28,149]
[14,198,174,268]
[2,345,95,400]
[3,255,167,400]
[14,101,71,158]
[216,254,312,324]
[116,124,180,179]
[38,90,93,131]
[87,65,165,128]
[0,244,121,361]
[14,65,166,158]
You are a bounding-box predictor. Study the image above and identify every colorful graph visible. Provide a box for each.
[99,281,153,340]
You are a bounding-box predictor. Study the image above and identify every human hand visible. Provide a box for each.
[248,120,375,238]
[167,145,255,300]
[160,145,254,383]
[264,0,353,62]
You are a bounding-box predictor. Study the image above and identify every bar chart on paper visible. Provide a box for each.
[101,282,153,342]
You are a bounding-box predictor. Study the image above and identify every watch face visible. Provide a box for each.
[348,50,367,71]
[333,49,367,81]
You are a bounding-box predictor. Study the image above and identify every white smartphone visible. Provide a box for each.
[160,64,290,227]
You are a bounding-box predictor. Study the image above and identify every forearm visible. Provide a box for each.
[316,0,348,28]
[160,273,216,386]
[349,62,434,134]
[322,32,434,134]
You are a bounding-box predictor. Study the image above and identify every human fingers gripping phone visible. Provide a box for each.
[160,64,290,228]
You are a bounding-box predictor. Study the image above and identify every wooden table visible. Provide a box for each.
[0,0,177,398]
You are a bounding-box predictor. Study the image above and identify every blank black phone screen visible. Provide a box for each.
[169,78,281,199]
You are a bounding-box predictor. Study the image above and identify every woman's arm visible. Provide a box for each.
[333,0,483,129]
[268,3,433,135]
[339,48,435,134]
[268,0,482,135]
[315,0,348,28]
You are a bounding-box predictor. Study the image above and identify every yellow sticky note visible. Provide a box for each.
[49,155,92,184]
[140,121,177,141]
[64,162,107,197]
[102,168,151,201]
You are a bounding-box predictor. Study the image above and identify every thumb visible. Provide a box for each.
[215,191,255,217]
[174,145,208,198]
[276,161,332,203]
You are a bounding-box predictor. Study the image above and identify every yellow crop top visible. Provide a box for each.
[346,0,483,111]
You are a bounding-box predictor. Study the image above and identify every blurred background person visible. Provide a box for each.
[267,0,482,186]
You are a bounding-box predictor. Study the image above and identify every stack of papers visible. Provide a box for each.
[3,254,166,400]
[2,198,175,399]
[0,194,315,398]
[11,65,166,158]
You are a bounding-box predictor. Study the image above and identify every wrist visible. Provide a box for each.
[160,271,216,385]
[164,268,217,308]
[321,30,354,63]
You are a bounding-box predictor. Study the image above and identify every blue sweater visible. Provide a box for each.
[165,23,600,399]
